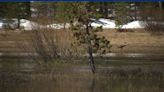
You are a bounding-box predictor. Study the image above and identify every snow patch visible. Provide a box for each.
[1,18,161,30]
[46,23,70,29]
[91,18,116,29]
[20,19,43,30]
[121,21,147,29]
[0,22,3,28]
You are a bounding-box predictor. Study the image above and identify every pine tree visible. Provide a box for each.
[55,2,111,73]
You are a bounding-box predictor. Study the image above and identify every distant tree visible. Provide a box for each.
[99,2,109,18]
[54,2,74,29]
[0,2,31,28]
[138,2,164,21]
[138,2,164,34]
[30,2,56,25]
[89,2,114,18]
[16,2,31,28]
[114,2,129,25]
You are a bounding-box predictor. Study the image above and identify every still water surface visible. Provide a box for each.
[0,55,163,92]
[1,76,163,92]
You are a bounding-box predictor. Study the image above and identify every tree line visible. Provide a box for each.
[0,2,163,24]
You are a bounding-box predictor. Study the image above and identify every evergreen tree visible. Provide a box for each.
[55,2,111,73]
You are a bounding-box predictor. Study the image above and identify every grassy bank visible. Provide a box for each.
[98,29,164,53]
[0,29,164,54]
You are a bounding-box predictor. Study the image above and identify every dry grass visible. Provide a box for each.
[0,29,84,53]
[98,29,164,53]
[0,29,164,54]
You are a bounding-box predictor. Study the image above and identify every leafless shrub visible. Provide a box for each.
[19,28,83,64]
[140,9,164,35]
[145,22,164,35]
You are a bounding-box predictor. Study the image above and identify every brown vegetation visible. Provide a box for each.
[98,29,164,53]
[0,29,164,54]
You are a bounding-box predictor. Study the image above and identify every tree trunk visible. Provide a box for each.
[86,23,96,74]
[158,2,163,21]
[134,3,137,20]
[88,44,96,73]
[99,3,103,16]
[17,15,20,29]
[26,2,31,19]
[104,3,108,18]
[63,22,66,29]
[159,2,163,11]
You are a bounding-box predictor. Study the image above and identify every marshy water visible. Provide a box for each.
[0,53,164,92]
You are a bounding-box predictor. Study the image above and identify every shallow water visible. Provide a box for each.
[0,76,164,92]
[0,54,164,92]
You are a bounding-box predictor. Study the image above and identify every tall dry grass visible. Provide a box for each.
[19,29,84,63]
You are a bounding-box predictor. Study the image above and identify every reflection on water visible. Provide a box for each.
[0,74,163,92]
[0,56,164,92]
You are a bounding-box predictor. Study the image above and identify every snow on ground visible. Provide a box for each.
[121,21,147,29]
[0,19,43,30]
[91,19,148,29]
[98,18,116,28]
[0,20,3,29]
[0,19,18,29]
[46,23,70,29]
[19,19,43,30]
[0,18,162,30]
[90,18,116,29]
